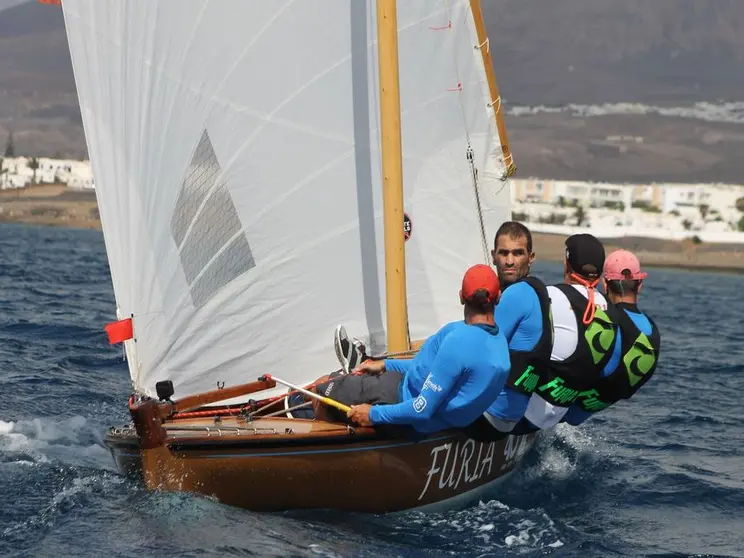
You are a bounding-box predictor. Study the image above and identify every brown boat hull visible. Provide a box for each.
[104,415,537,512]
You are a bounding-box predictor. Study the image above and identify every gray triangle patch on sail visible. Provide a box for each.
[170,130,255,308]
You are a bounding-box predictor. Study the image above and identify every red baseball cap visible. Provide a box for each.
[603,249,648,281]
[461,264,500,303]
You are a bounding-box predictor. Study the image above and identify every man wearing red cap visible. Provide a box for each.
[311,264,511,434]
[562,249,661,425]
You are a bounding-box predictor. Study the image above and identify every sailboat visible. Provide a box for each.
[53,0,537,512]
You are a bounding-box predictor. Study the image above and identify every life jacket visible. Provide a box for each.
[535,283,618,407]
[503,276,553,396]
[574,304,660,413]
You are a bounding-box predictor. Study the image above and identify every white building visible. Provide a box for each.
[510,177,744,234]
[0,156,94,189]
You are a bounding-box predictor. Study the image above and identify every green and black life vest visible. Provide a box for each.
[574,303,661,413]
[535,284,618,407]
[503,276,553,396]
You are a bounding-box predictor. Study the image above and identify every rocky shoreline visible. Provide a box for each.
[0,184,99,230]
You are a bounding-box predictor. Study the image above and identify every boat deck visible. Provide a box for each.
[109,413,378,446]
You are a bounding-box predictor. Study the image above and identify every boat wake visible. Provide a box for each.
[0,416,130,556]
[382,499,565,556]
[284,425,603,557]
[0,416,114,470]
[0,413,604,557]
[0,411,633,557]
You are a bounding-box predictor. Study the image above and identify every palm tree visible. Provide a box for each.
[698,204,710,221]
[4,132,14,158]
[28,157,40,185]
[574,205,587,227]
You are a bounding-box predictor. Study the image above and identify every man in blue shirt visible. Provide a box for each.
[562,249,661,426]
[468,222,552,438]
[313,264,511,434]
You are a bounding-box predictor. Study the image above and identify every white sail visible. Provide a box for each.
[395,1,512,344]
[61,0,511,399]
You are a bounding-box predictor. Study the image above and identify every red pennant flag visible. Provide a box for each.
[105,318,134,344]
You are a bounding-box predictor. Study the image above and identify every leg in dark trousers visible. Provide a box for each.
[313,371,403,423]
[460,416,510,442]
[510,416,540,436]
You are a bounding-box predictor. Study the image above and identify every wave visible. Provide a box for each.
[0,416,113,470]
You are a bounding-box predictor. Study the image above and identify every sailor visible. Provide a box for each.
[464,222,553,439]
[562,249,661,425]
[312,264,511,435]
[512,233,617,434]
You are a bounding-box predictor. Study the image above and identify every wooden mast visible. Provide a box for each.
[469,0,516,178]
[376,0,409,353]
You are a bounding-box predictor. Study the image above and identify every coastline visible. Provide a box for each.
[532,232,744,274]
[3,185,744,273]
[0,184,100,230]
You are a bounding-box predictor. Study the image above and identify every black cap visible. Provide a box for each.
[565,234,605,278]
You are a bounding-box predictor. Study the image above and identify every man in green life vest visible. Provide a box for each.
[512,233,618,434]
[562,249,661,425]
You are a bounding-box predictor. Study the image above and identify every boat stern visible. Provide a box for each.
[104,423,143,478]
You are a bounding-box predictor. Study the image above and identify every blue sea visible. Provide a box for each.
[1,223,742,557]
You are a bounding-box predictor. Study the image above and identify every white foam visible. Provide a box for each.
[307,544,344,558]
[0,420,15,434]
[504,516,564,551]
[400,499,564,554]
[0,415,112,469]
[519,423,602,484]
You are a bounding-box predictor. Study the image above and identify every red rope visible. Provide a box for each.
[170,378,326,420]
[569,272,600,325]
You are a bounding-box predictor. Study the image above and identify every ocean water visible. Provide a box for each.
[1,223,742,558]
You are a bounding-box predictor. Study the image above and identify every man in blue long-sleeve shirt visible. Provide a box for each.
[314,264,511,434]
[467,222,552,438]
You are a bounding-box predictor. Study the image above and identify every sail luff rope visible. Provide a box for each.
[435,0,490,264]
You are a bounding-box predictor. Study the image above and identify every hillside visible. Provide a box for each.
[1,0,743,182]
[484,0,744,105]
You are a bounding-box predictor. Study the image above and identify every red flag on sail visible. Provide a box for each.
[105,318,133,344]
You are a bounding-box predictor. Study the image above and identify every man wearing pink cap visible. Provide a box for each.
[563,249,661,426]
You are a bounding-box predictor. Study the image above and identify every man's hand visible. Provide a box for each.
[351,359,385,376]
[347,404,374,426]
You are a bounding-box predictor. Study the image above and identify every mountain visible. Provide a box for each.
[483,0,744,106]
[0,0,28,11]
[0,1,82,158]
[1,0,743,182]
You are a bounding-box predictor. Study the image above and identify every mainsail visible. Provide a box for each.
[61,0,512,399]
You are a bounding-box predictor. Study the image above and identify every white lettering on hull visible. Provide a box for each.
[501,434,531,471]
[418,439,496,500]
[418,435,532,501]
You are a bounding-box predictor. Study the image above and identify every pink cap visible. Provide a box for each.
[603,249,648,281]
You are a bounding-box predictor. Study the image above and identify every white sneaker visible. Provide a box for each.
[333,324,367,374]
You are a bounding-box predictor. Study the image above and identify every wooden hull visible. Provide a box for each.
[104,414,537,512]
